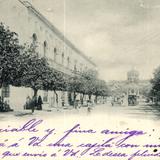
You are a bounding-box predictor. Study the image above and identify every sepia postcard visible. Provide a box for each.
[0,0,160,159]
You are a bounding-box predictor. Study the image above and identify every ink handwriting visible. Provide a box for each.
[0,119,158,160]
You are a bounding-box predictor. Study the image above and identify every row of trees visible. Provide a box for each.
[0,23,110,106]
[68,69,110,105]
[150,66,160,103]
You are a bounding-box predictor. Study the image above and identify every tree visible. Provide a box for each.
[139,82,152,98]
[45,70,67,105]
[68,74,83,106]
[94,79,109,103]
[12,39,68,108]
[0,22,110,109]
[81,69,98,100]
[16,44,51,97]
[0,23,23,90]
[150,66,160,102]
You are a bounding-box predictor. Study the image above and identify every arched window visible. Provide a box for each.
[32,33,37,49]
[54,47,57,62]
[67,57,70,68]
[43,41,47,56]
[54,48,57,53]
[62,52,64,65]
[32,33,37,42]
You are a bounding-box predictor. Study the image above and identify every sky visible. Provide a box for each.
[29,0,160,81]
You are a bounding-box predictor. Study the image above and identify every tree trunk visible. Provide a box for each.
[73,91,77,109]
[81,93,85,105]
[95,95,98,104]
[68,92,72,106]
[1,83,4,101]
[103,96,105,104]
[54,90,58,107]
[0,83,2,89]
[31,88,38,113]
[88,94,92,101]
[33,88,38,97]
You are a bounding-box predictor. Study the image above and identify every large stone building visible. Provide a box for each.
[0,0,96,110]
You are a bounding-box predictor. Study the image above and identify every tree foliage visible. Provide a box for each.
[95,80,110,97]
[0,23,67,98]
[17,44,67,96]
[150,66,160,99]
[67,69,109,105]
[0,23,23,87]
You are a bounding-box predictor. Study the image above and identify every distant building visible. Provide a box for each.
[0,0,96,110]
[127,69,139,83]
[108,69,151,106]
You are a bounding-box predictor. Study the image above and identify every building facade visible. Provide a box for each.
[0,0,96,110]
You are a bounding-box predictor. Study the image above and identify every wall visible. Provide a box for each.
[10,86,33,111]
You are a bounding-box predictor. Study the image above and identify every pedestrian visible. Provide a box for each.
[0,97,3,111]
[87,106,92,115]
[30,98,34,113]
[111,97,114,106]
[4,100,10,112]
[31,95,37,113]
[37,95,43,110]
[25,96,31,109]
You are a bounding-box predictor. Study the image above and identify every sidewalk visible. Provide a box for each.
[0,103,101,121]
[1,105,87,117]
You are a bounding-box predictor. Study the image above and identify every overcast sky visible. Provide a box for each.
[29,0,160,81]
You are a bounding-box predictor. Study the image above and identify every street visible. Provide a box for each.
[91,103,160,121]
[1,103,160,122]
[0,103,159,160]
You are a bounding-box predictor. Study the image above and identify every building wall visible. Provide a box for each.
[0,0,30,43]
[9,86,33,111]
[0,0,96,109]
[0,0,96,72]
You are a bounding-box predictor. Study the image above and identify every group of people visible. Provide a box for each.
[128,95,137,106]
[0,97,13,112]
[24,95,43,113]
[111,96,124,106]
